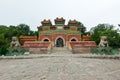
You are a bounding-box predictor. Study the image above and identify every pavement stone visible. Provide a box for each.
[0,57,120,80]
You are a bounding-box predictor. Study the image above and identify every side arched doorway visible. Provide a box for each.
[43,39,49,42]
[71,38,77,41]
[56,38,64,47]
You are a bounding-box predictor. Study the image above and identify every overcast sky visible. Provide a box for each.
[0,0,120,31]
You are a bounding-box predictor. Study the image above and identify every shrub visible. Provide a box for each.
[91,47,119,55]
[0,46,8,56]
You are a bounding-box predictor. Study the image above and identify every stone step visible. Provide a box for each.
[52,47,72,54]
[52,47,67,50]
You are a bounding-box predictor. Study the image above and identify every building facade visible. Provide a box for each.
[37,17,82,47]
[21,17,96,54]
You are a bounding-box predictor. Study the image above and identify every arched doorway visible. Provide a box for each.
[56,38,64,47]
[43,39,49,42]
[71,38,77,41]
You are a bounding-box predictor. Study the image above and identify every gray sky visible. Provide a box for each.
[0,0,120,31]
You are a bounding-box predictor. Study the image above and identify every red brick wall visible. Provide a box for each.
[53,34,66,41]
[70,41,97,54]
[23,41,50,48]
[70,41,97,47]
[68,35,81,41]
[39,34,81,42]
[39,35,52,41]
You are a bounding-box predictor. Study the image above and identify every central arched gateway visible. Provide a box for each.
[56,38,64,47]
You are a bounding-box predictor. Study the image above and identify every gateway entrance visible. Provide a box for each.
[56,38,64,47]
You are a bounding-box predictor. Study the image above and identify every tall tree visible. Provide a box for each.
[0,25,9,33]
[77,22,86,36]
[90,24,120,47]
[16,24,30,35]
[0,25,9,45]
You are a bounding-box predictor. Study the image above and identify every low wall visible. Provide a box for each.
[70,41,97,54]
[29,47,51,54]
[22,41,52,54]
[72,46,94,54]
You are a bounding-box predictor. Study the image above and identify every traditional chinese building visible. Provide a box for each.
[37,17,81,47]
[22,17,96,54]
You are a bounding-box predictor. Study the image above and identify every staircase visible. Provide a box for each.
[51,47,72,54]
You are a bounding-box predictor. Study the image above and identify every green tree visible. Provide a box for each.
[4,25,19,40]
[0,24,38,55]
[101,30,120,47]
[90,24,120,47]
[0,25,9,45]
[0,25,9,55]
[16,24,30,35]
[77,22,86,36]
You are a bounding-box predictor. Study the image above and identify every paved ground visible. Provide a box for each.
[0,56,120,80]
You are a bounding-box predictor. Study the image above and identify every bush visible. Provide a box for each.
[0,46,8,56]
[91,47,119,55]
[6,47,29,56]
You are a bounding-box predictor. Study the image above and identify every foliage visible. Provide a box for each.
[90,24,120,47]
[101,30,120,47]
[0,24,37,56]
[16,24,30,35]
[6,47,28,56]
[0,46,8,56]
[91,47,119,55]
[77,22,86,36]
